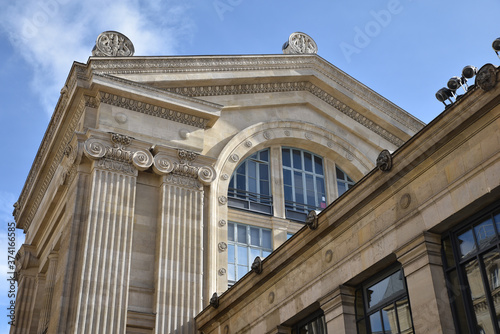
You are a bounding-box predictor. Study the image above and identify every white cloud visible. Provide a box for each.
[0,0,195,115]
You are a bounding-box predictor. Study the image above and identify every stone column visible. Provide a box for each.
[37,252,58,334]
[11,245,38,334]
[270,145,285,218]
[152,149,215,334]
[396,231,456,333]
[73,133,153,334]
[319,285,356,334]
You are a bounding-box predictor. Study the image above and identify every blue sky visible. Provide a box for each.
[0,0,499,332]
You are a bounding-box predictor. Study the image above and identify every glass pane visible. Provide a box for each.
[236,174,246,191]
[474,218,496,250]
[228,244,235,264]
[442,237,455,268]
[262,229,272,249]
[259,149,269,162]
[262,250,271,258]
[237,246,248,266]
[250,227,259,246]
[248,178,257,194]
[336,167,345,180]
[250,248,260,262]
[464,258,494,332]
[237,163,246,175]
[381,308,393,333]
[228,223,234,242]
[495,212,500,234]
[284,185,293,202]
[237,265,247,280]
[367,270,404,309]
[396,298,413,333]
[228,264,235,282]
[237,225,247,243]
[458,228,476,258]
[248,160,257,179]
[337,182,347,196]
[260,180,270,196]
[304,152,313,172]
[314,156,323,175]
[369,312,383,333]
[283,169,292,186]
[294,172,304,203]
[228,177,234,190]
[448,269,470,333]
[484,249,500,292]
[259,163,269,180]
[305,174,315,193]
[293,149,302,169]
[282,148,291,167]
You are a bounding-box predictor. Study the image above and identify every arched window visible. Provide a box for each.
[282,148,326,221]
[228,149,272,215]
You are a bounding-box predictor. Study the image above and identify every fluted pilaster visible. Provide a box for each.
[37,252,58,334]
[74,133,153,334]
[11,245,38,334]
[153,149,215,334]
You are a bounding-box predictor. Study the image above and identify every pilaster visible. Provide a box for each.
[396,232,456,334]
[37,252,58,334]
[319,285,356,334]
[11,244,39,334]
[73,132,153,334]
[153,148,215,334]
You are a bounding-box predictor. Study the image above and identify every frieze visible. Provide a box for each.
[99,92,208,129]
[165,82,404,146]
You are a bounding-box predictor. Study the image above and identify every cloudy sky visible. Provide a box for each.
[0,0,499,331]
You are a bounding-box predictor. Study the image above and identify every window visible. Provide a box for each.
[292,310,327,334]
[442,205,500,334]
[336,166,355,196]
[355,267,414,334]
[282,148,326,221]
[228,149,272,214]
[227,222,272,286]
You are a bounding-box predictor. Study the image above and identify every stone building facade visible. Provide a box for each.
[11,32,499,333]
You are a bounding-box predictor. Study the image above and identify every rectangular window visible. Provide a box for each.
[355,267,414,334]
[292,310,327,334]
[442,204,500,334]
[227,222,273,286]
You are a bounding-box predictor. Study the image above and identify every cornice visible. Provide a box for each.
[87,55,424,133]
[165,81,404,146]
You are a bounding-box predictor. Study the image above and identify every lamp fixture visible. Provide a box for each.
[462,65,478,79]
[493,37,500,59]
[435,87,455,107]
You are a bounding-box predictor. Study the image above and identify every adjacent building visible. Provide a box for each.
[11,31,500,334]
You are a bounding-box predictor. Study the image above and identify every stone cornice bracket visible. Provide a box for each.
[306,210,319,230]
[251,256,263,274]
[376,149,393,172]
[83,133,153,173]
[15,244,39,279]
[476,63,498,91]
[210,292,219,308]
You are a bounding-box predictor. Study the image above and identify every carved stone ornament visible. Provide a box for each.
[83,134,153,173]
[376,149,392,172]
[306,210,319,230]
[152,153,175,175]
[219,219,227,227]
[210,292,219,308]
[230,154,240,163]
[476,63,498,91]
[218,268,226,276]
[282,32,318,54]
[218,242,228,251]
[198,166,216,185]
[218,196,228,205]
[221,173,229,181]
[92,31,135,57]
[251,256,263,274]
[400,193,412,209]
